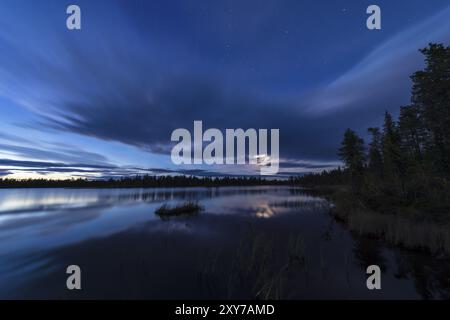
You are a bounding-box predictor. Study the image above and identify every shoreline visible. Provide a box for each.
[302,185,450,257]
[0,183,294,190]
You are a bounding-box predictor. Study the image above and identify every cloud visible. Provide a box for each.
[0,142,111,167]
[279,159,341,170]
[0,159,114,169]
[0,0,350,164]
[0,169,11,177]
[0,158,248,178]
[305,5,450,115]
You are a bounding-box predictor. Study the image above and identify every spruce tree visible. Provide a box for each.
[367,127,383,177]
[338,129,366,192]
[411,43,450,176]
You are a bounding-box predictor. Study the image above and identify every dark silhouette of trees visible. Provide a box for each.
[296,43,450,217]
[411,43,450,177]
[288,167,348,187]
[338,129,366,192]
[398,104,425,163]
[0,175,287,189]
[381,111,407,197]
[367,127,383,177]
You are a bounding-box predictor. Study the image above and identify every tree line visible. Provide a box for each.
[0,175,287,188]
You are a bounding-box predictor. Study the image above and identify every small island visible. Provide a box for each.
[155,201,204,219]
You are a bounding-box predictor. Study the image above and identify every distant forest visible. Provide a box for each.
[0,175,288,188]
[295,43,450,216]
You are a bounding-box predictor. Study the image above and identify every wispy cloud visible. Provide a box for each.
[305,5,450,115]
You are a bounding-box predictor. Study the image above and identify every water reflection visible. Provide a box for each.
[0,186,448,299]
[0,187,283,215]
[255,204,275,218]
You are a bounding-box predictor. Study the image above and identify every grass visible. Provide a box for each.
[198,224,309,300]
[154,201,203,219]
[340,205,450,255]
[309,187,450,256]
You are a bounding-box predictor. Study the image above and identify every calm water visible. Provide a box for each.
[0,186,449,299]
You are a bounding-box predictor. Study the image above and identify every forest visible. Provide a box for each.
[0,175,286,188]
[294,43,450,221]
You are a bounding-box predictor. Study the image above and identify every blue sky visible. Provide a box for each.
[1,0,450,178]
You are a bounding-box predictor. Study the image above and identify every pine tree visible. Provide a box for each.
[338,129,366,192]
[411,43,450,176]
[398,105,425,162]
[367,127,383,176]
[381,112,406,196]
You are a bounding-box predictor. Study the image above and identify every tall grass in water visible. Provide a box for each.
[346,209,450,255]
[331,191,450,255]
[200,225,308,300]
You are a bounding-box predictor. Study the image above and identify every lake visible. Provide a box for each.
[0,186,449,299]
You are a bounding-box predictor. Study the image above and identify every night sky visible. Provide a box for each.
[1,0,450,178]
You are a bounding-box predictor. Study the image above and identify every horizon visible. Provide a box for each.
[1,1,450,179]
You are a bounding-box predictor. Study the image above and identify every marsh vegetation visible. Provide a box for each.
[155,201,204,219]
